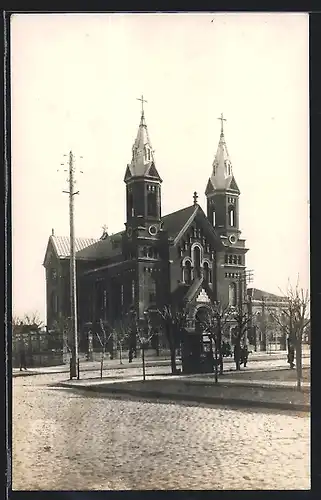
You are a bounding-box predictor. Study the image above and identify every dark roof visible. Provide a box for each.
[76,231,124,260]
[51,203,220,263]
[229,175,240,193]
[171,284,190,305]
[247,288,287,302]
[162,205,197,240]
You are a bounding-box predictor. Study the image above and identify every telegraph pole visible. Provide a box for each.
[237,269,254,346]
[61,151,82,379]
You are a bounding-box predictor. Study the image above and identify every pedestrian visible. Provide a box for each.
[234,343,241,371]
[19,347,27,371]
[241,345,249,367]
[128,347,133,363]
[287,344,295,369]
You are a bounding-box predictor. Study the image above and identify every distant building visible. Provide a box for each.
[43,107,250,355]
[247,288,289,351]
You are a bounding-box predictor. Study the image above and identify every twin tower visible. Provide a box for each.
[123,99,241,241]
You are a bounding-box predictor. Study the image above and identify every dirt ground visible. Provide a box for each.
[12,372,310,490]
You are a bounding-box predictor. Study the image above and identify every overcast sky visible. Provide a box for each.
[11,12,309,322]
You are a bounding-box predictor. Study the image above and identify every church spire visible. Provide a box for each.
[206,112,238,193]
[124,95,159,180]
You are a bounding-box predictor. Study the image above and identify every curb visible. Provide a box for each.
[12,371,39,378]
[12,353,309,377]
[12,359,175,377]
[56,382,310,413]
[177,379,311,393]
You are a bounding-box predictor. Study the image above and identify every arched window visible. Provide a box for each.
[145,146,151,161]
[203,262,210,282]
[212,210,216,226]
[233,255,237,265]
[183,261,192,284]
[228,207,235,227]
[229,282,237,306]
[147,191,157,217]
[131,280,135,303]
[193,246,201,278]
[143,247,148,257]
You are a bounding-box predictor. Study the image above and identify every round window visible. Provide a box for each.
[149,225,157,236]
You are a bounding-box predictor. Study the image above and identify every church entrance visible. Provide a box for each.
[181,306,214,374]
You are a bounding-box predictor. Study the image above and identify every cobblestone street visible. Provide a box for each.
[12,371,310,490]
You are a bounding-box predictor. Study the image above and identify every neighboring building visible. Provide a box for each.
[247,288,289,351]
[43,107,249,352]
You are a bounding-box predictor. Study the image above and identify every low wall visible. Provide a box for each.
[12,352,65,368]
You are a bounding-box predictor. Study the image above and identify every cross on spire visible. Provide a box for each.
[217,112,227,135]
[137,94,148,117]
[193,191,198,205]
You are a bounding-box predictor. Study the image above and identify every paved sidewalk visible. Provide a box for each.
[57,370,310,392]
[57,369,310,413]
[13,349,309,377]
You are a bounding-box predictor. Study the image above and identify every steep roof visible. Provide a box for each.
[51,236,98,258]
[125,109,161,181]
[45,202,223,265]
[162,204,224,249]
[76,231,124,260]
[162,205,197,240]
[206,113,240,194]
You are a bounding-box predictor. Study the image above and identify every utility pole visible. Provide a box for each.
[61,151,82,379]
[237,269,254,345]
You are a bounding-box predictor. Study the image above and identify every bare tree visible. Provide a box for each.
[51,316,73,354]
[96,319,114,379]
[113,318,130,365]
[12,315,21,327]
[157,303,188,375]
[23,312,44,331]
[134,312,155,382]
[200,302,231,382]
[12,311,43,333]
[268,281,310,390]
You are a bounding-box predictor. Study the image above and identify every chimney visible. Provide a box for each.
[52,228,55,236]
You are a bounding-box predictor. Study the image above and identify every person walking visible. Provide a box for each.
[287,334,295,369]
[241,345,249,367]
[234,342,241,371]
[19,345,27,371]
[288,344,295,369]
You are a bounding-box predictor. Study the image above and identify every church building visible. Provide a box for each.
[43,103,248,346]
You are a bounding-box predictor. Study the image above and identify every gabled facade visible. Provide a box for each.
[43,108,249,350]
[247,288,288,351]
